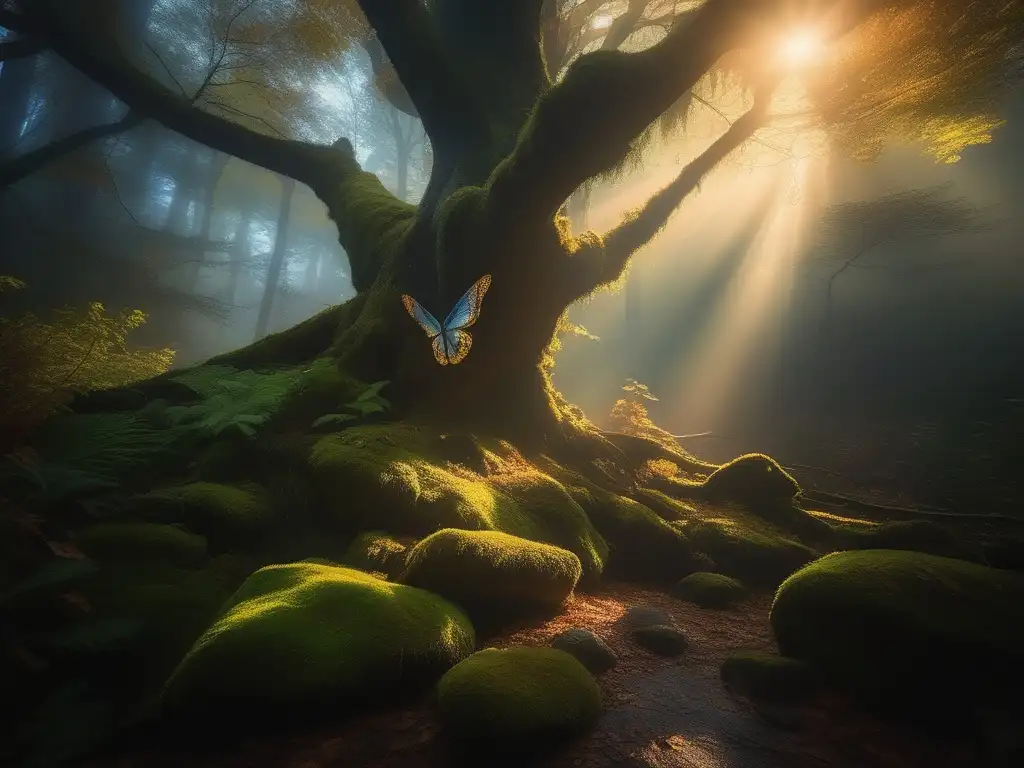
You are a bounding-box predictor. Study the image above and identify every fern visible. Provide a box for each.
[166,365,305,440]
[310,380,391,430]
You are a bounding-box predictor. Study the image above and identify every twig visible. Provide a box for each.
[144,40,187,97]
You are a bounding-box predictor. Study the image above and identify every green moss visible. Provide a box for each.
[75,523,207,569]
[673,572,746,608]
[137,481,273,544]
[205,302,353,371]
[632,488,695,521]
[687,519,813,588]
[342,530,414,579]
[489,471,607,583]
[839,520,985,563]
[436,647,602,748]
[308,426,607,582]
[162,563,474,718]
[569,485,694,583]
[403,529,581,614]
[699,454,799,506]
[720,651,819,704]
[771,550,1024,716]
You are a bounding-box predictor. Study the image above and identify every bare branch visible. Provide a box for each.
[0,110,143,190]
[143,40,187,97]
[565,90,775,301]
[490,0,887,224]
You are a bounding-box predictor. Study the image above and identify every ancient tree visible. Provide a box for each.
[4,0,1021,448]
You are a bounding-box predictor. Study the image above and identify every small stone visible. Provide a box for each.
[623,603,672,631]
[633,624,689,656]
[552,628,618,674]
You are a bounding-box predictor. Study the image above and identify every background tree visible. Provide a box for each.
[816,183,996,323]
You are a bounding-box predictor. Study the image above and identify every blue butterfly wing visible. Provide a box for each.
[443,274,492,331]
[401,294,443,338]
[443,328,473,365]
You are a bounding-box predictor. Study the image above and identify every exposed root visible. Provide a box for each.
[598,430,719,476]
[801,489,1024,529]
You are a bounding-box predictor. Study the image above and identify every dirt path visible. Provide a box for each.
[88,583,981,768]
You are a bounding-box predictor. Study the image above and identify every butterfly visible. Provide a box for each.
[401,274,492,366]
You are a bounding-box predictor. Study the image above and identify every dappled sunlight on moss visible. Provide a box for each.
[161,563,474,719]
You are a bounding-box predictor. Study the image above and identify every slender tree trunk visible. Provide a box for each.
[185,151,229,291]
[226,210,250,305]
[253,176,296,341]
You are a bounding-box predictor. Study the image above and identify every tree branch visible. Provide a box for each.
[0,110,143,190]
[358,33,418,117]
[565,92,773,300]
[20,1,413,293]
[600,0,652,52]
[355,0,487,168]
[429,0,549,146]
[488,0,886,224]
[0,35,47,62]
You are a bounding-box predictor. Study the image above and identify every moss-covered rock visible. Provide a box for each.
[309,426,607,582]
[75,523,207,569]
[436,647,602,748]
[839,520,984,563]
[771,550,1024,717]
[402,528,581,615]
[687,520,814,587]
[342,530,414,579]
[632,488,693,522]
[551,628,618,674]
[162,563,474,719]
[136,482,272,544]
[568,486,695,583]
[633,624,689,656]
[673,572,746,609]
[720,651,819,704]
[699,454,799,505]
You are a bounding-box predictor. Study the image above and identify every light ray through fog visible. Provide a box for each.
[668,155,829,431]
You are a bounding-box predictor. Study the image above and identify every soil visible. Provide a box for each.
[82,582,985,768]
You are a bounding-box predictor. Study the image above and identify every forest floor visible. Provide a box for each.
[84,583,983,768]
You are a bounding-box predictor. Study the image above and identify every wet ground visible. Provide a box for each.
[85,582,983,768]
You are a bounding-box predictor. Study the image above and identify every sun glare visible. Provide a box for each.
[779,28,825,67]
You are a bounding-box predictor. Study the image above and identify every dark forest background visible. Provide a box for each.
[2,1,1021,515]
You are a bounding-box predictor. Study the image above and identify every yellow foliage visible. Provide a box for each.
[809,0,1023,163]
[0,278,174,443]
[608,379,678,447]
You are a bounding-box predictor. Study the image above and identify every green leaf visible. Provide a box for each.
[2,559,98,605]
[312,413,357,429]
[232,413,269,426]
[355,380,390,402]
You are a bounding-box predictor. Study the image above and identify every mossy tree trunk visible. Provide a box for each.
[9,0,882,444]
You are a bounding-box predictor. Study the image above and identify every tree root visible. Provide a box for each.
[598,430,718,475]
[800,489,1024,529]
